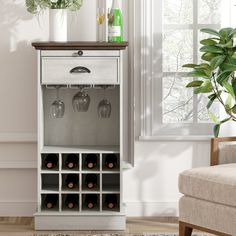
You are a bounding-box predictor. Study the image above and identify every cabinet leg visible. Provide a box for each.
[179,221,193,236]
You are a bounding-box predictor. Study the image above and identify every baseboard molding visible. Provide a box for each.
[125,201,179,217]
[0,200,37,216]
[0,133,37,143]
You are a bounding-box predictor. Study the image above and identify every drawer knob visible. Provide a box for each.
[78,50,83,56]
[70,66,91,74]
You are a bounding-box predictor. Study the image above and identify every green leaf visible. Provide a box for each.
[220,63,236,72]
[182,64,199,68]
[201,53,220,62]
[200,39,217,45]
[232,78,236,95]
[186,80,204,88]
[215,40,233,48]
[220,117,232,124]
[222,81,235,98]
[206,94,217,109]
[216,71,232,84]
[208,93,218,99]
[232,53,236,59]
[201,28,220,37]
[200,45,224,54]
[225,94,233,111]
[187,70,209,79]
[26,0,38,13]
[194,64,212,76]
[207,99,214,109]
[219,28,234,38]
[232,105,236,114]
[210,55,226,69]
[225,57,236,65]
[194,80,213,94]
[195,63,211,69]
[214,124,220,137]
[208,111,219,124]
[229,28,236,37]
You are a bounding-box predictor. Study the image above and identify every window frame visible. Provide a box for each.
[138,0,233,139]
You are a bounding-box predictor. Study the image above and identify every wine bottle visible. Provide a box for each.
[65,174,79,189]
[84,194,98,209]
[65,154,78,169]
[44,194,58,209]
[84,174,98,189]
[85,154,97,169]
[104,194,118,209]
[105,154,118,169]
[65,194,79,209]
[44,154,58,169]
[108,0,123,42]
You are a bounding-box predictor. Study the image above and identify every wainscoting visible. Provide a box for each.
[0,133,37,216]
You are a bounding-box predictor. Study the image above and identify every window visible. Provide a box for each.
[140,0,227,137]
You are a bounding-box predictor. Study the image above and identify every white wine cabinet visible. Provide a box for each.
[32,42,128,230]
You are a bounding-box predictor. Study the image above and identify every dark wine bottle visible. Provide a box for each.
[65,174,79,189]
[65,154,78,169]
[65,194,79,209]
[85,154,97,169]
[84,174,98,189]
[84,194,98,209]
[44,194,58,209]
[104,195,118,209]
[44,154,58,169]
[105,154,117,169]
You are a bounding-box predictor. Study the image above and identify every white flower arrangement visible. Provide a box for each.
[26,0,83,14]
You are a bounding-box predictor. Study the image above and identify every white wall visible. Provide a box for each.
[124,141,210,216]
[0,0,211,217]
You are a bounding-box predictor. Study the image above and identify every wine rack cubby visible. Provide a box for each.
[41,194,59,211]
[102,194,120,212]
[62,154,79,171]
[41,153,59,171]
[41,174,59,192]
[62,194,80,211]
[82,174,100,191]
[82,154,100,171]
[102,153,120,171]
[33,43,128,230]
[40,151,120,213]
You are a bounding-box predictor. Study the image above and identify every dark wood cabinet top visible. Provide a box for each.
[32,41,128,50]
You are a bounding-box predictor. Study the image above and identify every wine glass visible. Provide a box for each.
[72,87,90,112]
[96,7,106,42]
[98,86,112,118]
[50,86,65,118]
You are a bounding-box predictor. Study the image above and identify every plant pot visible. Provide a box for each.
[49,9,67,42]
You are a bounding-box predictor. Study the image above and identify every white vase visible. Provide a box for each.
[49,9,67,42]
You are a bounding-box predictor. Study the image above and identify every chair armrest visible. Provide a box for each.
[211,137,236,166]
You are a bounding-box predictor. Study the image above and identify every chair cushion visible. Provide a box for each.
[179,163,236,207]
[179,196,236,236]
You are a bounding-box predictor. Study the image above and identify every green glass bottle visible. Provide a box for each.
[108,0,123,42]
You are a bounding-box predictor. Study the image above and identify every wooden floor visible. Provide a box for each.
[0,217,213,235]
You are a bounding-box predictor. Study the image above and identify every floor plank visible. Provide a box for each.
[0,217,212,235]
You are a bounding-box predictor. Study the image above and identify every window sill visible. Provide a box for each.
[138,135,212,142]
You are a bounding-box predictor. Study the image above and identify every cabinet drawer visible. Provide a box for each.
[42,57,119,85]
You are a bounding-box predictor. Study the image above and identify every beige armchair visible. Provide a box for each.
[179,137,236,236]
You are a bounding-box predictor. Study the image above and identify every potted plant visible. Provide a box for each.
[26,0,83,41]
[184,27,236,137]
